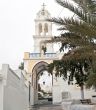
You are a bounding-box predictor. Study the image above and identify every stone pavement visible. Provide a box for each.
[30,104,62,110]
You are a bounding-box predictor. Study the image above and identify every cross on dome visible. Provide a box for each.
[42,3,46,11]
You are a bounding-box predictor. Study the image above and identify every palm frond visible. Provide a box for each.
[73,0,96,13]
[55,0,96,25]
[47,17,96,37]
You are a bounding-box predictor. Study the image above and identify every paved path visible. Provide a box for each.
[30,104,62,110]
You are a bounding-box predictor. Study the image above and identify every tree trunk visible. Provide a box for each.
[80,85,84,99]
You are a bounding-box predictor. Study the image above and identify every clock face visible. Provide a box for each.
[41,11,45,15]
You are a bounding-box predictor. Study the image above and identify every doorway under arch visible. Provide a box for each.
[32,61,53,105]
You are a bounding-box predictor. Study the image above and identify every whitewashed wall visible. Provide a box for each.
[0,71,4,110]
[0,64,30,110]
[52,75,96,104]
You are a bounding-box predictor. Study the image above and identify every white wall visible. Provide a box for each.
[0,76,4,110]
[0,64,30,110]
[53,85,62,104]
[52,76,96,104]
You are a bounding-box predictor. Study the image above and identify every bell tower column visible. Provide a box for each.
[33,4,54,53]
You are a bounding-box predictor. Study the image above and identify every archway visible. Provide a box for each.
[32,61,53,105]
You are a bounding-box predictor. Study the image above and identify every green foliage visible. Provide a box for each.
[86,61,96,88]
[46,0,96,91]
[18,62,24,70]
[47,63,54,74]
[48,58,90,87]
[42,46,47,54]
[86,72,96,88]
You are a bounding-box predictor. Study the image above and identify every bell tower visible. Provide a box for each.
[33,3,54,53]
[24,4,58,105]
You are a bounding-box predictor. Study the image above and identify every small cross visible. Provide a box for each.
[42,3,46,10]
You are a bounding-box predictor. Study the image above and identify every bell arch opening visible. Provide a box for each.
[44,23,48,35]
[39,23,43,35]
[32,61,53,105]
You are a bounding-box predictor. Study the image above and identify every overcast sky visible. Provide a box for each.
[0,0,73,70]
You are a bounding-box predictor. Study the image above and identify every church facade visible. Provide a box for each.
[24,4,96,105]
[24,4,59,105]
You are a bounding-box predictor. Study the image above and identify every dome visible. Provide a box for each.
[36,3,51,19]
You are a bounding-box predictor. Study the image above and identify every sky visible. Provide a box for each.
[0,0,73,70]
[38,71,52,86]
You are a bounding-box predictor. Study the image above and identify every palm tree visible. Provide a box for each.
[46,0,96,99]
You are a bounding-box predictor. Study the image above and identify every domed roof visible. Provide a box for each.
[36,3,51,19]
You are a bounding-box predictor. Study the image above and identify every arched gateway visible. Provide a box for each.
[23,4,59,105]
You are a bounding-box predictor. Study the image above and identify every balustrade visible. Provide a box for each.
[30,53,57,58]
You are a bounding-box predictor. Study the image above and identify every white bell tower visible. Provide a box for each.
[24,4,59,105]
[33,3,54,53]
